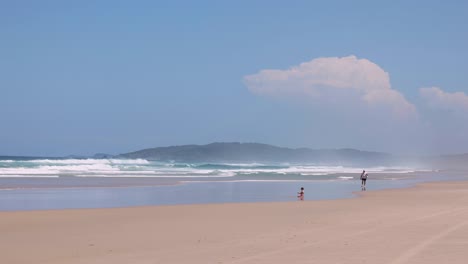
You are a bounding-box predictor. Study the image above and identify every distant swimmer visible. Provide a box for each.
[297,187,304,201]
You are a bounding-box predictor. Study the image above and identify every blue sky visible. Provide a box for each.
[1,0,468,156]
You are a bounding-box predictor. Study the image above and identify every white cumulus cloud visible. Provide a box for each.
[419,87,468,112]
[243,55,417,120]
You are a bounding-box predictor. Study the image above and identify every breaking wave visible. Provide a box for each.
[0,158,423,179]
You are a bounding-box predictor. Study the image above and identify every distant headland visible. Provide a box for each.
[118,142,396,166]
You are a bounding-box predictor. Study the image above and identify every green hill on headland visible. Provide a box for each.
[119,142,395,166]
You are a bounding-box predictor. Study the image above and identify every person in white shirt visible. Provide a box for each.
[360,171,368,187]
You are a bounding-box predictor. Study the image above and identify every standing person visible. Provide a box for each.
[297,187,304,201]
[360,170,366,187]
[361,172,368,187]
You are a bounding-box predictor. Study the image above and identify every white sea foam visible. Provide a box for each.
[74,174,235,178]
[0,168,62,175]
[216,162,268,167]
[0,159,424,179]
[0,175,59,178]
[2,158,149,165]
[180,179,309,184]
[300,173,327,176]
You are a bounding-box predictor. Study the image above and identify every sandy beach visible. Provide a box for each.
[2,181,468,264]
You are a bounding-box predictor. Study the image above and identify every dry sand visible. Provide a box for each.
[1,181,468,264]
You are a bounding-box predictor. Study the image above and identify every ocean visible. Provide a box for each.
[0,158,463,211]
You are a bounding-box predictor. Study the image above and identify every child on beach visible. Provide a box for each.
[297,187,304,201]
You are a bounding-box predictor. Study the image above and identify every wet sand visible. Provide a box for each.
[1,181,468,264]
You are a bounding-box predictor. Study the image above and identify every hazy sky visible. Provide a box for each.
[2,0,468,156]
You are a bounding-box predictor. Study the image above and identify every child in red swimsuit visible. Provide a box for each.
[297,187,304,201]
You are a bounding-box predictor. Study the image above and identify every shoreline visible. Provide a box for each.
[0,177,444,211]
[2,180,468,263]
